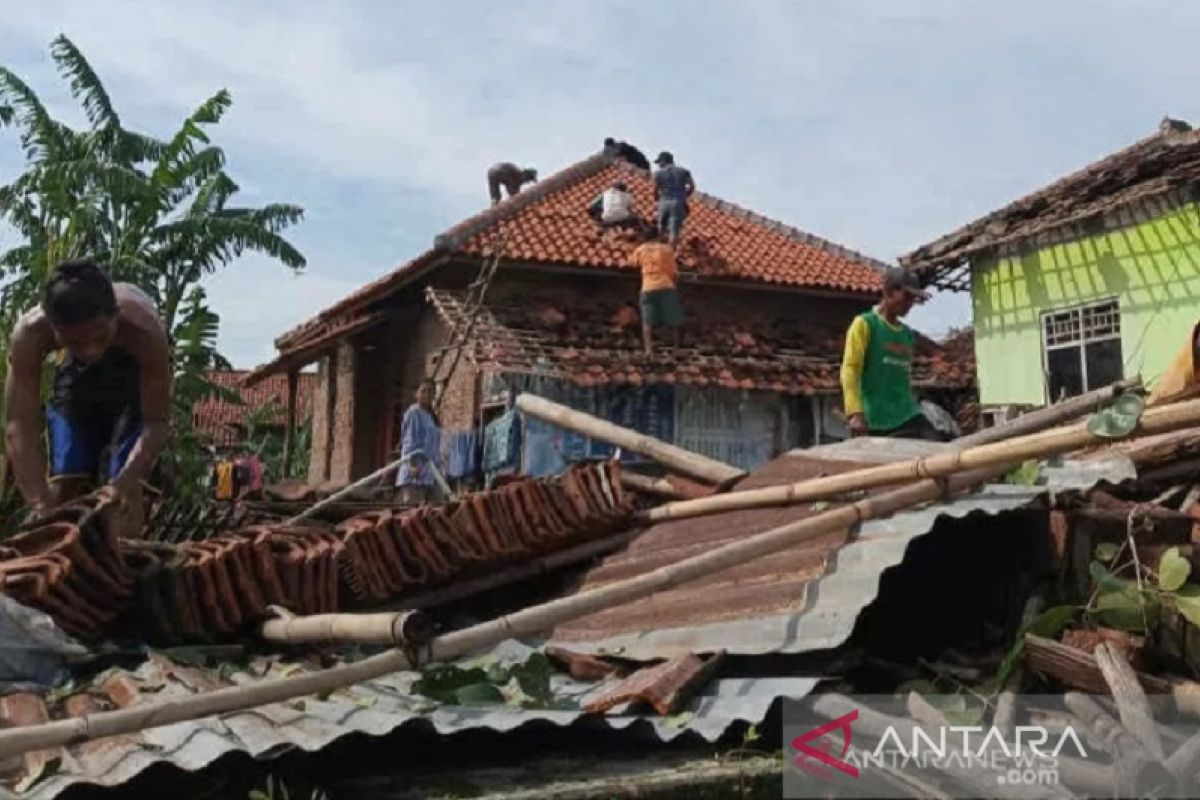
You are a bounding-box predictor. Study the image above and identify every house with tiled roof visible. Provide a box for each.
[903,118,1200,419]
[193,370,315,450]
[248,148,974,484]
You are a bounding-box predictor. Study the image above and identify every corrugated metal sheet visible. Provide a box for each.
[14,640,815,799]
[549,442,1136,659]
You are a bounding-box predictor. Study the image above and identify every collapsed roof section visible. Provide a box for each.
[902,119,1200,290]
[426,286,977,393]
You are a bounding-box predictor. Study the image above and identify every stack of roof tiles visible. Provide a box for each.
[122,527,343,642]
[429,287,977,393]
[0,497,132,640]
[339,462,628,604]
[0,464,630,643]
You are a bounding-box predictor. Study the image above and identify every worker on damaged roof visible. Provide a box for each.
[5,259,171,538]
[487,162,538,205]
[630,227,683,355]
[841,267,947,441]
[652,151,694,245]
[395,378,443,506]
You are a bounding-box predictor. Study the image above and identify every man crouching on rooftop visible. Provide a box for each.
[5,259,171,538]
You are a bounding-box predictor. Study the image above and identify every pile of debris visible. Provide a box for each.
[4,462,628,644]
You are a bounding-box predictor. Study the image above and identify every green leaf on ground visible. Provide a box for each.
[994,605,1079,687]
[1174,584,1200,627]
[1094,543,1120,562]
[1090,561,1126,592]
[512,653,553,705]
[1003,460,1041,486]
[412,665,489,704]
[1094,585,1160,631]
[1160,547,1192,592]
[664,711,695,729]
[454,683,505,705]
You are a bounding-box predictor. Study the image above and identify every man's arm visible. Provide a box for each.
[840,316,870,435]
[684,169,695,197]
[4,322,53,511]
[112,326,171,494]
[588,193,603,220]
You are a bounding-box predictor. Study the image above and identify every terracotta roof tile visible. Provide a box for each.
[428,287,976,393]
[274,151,887,353]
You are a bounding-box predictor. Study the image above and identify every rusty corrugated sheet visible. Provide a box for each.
[3,641,814,799]
[550,441,1136,659]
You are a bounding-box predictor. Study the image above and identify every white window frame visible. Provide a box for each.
[1040,298,1123,403]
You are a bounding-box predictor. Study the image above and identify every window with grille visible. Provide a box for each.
[1041,299,1123,401]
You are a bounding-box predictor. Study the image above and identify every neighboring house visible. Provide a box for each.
[193,370,315,450]
[247,149,974,484]
[903,118,1200,420]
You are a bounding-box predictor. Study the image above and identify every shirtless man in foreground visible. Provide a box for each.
[5,259,171,538]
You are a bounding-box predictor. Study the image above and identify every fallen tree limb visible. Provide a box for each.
[993,589,1045,736]
[643,396,1200,524]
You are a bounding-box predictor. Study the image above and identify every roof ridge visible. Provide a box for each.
[693,192,892,273]
[434,152,616,251]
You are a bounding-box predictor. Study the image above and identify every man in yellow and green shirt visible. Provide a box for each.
[841,268,943,440]
[630,230,683,354]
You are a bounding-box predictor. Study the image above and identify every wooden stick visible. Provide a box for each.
[1025,634,1174,695]
[282,369,299,477]
[1064,692,1176,796]
[1095,641,1166,760]
[1166,727,1200,783]
[0,465,1002,760]
[619,472,689,500]
[643,396,1200,524]
[285,456,405,525]
[515,393,745,486]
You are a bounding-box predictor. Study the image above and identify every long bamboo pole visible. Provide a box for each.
[0,466,1001,760]
[640,395,1200,525]
[285,456,405,525]
[515,394,745,486]
[953,376,1141,449]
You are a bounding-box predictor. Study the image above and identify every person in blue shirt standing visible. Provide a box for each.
[395,379,443,505]
[652,151,695,245]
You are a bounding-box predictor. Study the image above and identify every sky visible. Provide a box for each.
[2,1,1200,368]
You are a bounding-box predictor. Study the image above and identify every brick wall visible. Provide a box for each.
[328,339,357,483]
[307,355,333,484]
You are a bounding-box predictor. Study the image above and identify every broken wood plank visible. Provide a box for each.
[1064,692,1175,796]
[1095,641,1166,760]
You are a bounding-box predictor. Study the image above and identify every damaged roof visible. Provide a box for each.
[426,286,976,393]
[550,441,1135,660]
[901,119,1200,290]
[269,149,890,363]
[4,641,813,799]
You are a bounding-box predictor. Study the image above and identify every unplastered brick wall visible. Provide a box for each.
[307,356,333,484]
[395,310,478,434]
[328,339,358,484]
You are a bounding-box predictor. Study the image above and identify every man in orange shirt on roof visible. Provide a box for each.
[629,229,682,354]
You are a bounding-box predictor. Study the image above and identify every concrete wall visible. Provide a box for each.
[971,200,1200,405]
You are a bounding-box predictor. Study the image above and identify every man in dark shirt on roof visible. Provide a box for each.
[487,162,538,205]
[603,138,651,171]
[652,151,695,245]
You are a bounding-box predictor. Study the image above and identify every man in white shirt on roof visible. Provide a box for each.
[588,181,636,228]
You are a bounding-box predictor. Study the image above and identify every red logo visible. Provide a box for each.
[791,710,859,779]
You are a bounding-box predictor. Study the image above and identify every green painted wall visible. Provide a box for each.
[972,201,1200,405]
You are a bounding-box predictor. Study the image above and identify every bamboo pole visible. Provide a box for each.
[261,609,434,648]
[619,471,688,500]
[515,393,745,486]
[641,396,1200,524]
[953,376,1141,449]
[285,455,405,525]
[0,465,1003,760]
